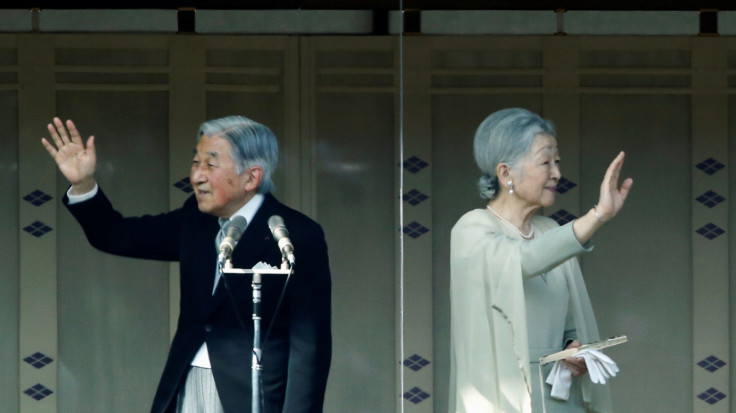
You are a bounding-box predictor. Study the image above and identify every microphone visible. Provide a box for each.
[268,215,295,266]
[218,215,248,267]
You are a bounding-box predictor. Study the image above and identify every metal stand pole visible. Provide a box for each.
[222,263,291,413]
[251,271,263,413]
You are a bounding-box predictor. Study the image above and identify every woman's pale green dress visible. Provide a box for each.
[449,208,613,412]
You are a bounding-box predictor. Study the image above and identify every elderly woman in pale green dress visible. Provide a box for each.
[449,108,633,413]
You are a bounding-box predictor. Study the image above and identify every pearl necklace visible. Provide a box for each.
[486,205,534,239]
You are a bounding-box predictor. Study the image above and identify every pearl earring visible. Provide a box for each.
[507,180,514,195]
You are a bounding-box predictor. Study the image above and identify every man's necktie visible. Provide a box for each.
[213,218,230,294]
[215,218,230,252]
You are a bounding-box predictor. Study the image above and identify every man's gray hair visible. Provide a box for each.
[473,108,556,200]
[198,115,278,194]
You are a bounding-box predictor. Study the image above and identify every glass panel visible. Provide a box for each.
[316,92,397,412]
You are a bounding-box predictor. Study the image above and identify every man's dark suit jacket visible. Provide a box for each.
[65,189,332,413]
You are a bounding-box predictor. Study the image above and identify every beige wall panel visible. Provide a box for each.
[0,88,20,412]
[691,94,729,413]
[0,30,20,413]
[691,39,730,413]
[580,94,693,412]
[302,36,399,412]
[202,36,298,206]
[542,36,581,219]
[400,37,434,413]
[17,34,58,413]
[314,91,397,413]
[577,35,692,51]
[168,35,207,340]
[56,90,171,413]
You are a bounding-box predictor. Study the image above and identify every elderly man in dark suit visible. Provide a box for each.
[42,116,332,413]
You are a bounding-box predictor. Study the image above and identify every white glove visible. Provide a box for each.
[545,360,573,400]
[574,349,619,384]
[546,348,620,400]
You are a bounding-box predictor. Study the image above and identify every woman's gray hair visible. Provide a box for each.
[474,108,556,200]
[198,115,278,194]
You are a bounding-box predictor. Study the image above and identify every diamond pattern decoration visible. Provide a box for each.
[403,156,429,174]
[22,190,53,207]
[695,190,725,208]
[695,158,725,175]
[23,352,54,369]
[556,177,577,195]
[22,221,53,238]
[695,223,725,240]
[404,386,431,404]
[403,354,431,372]
[403,221,429,239]
[697,356,727,373]
[403,189,429,206]
[23,383,54,401]
[549,209,577,226]
[697,388,727,405]
[173,177,193,193]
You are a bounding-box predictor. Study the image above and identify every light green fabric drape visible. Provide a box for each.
[449,209,612,412]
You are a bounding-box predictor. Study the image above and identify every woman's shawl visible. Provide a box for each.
[449,208,612,413]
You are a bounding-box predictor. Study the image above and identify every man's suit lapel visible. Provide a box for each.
[210,194,280,309]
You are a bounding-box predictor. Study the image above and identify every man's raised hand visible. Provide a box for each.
[41,118,97,194]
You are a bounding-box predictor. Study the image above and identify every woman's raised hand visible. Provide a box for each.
[41,117,97,194]
[572,151,633,244]
[595,151,633,222]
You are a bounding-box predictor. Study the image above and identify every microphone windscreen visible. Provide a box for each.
[227,215,248,240]
[268,215,285,232]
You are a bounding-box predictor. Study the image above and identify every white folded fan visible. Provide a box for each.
[539,335,627,403]
[539,335,627,365]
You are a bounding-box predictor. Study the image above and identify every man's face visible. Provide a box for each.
[190,134,253,218]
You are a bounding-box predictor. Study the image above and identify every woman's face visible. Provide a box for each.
[510,133,561,209]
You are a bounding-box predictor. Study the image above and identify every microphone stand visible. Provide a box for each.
[222,259,292,413]
[251,269,262,413]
